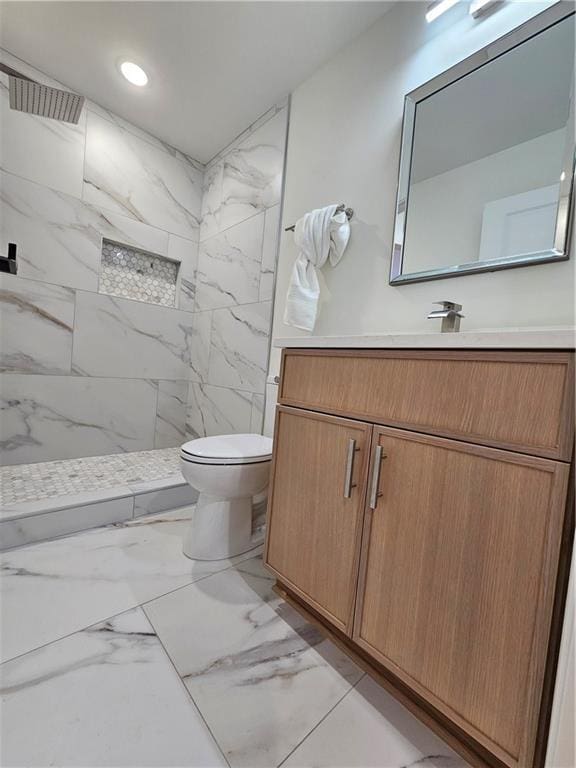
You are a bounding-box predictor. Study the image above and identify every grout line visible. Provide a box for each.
[0,167,201,247]
[146,622,233,768]
[276,673,366,767]
[0,548,263,669]
[204,101,288,169]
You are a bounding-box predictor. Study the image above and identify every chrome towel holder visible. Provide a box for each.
[284,204,354,232]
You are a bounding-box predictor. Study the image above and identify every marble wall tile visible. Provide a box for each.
[250,394,265,434]
[83,111,203,240]
[259,204,281,301]
[0,495,134,552]
[0,274,74,374]
[186,384,252,438]
[208,301,272,393]
[199,162,223,241]
[0,607,227,768]
[220,109,287,231]
[72,291,194,380]
[205,102,287,170]
[154,380,188,449]
[0,374,157,465]
[189,310,213,384]
[282,675,466,768]
[0,70,85,199]
[168,234,199,312]
[133,485,197,518]
[86,102,205,172]
[0,170,169,292]
[195,213,265,311]
[144,557,363,768]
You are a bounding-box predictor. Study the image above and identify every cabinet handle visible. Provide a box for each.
[343,438,360,498]
[369,445,386,510]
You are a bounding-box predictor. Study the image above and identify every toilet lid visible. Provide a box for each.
[181,434,273,465]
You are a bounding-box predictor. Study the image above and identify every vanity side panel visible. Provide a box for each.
[279,349,574,461]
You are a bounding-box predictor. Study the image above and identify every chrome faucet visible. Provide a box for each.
[427,301,464,333]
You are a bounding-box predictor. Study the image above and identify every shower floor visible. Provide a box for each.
[1,447,182,507]
[0,447,195,550]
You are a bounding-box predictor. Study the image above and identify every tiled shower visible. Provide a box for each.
[0,48,288,469]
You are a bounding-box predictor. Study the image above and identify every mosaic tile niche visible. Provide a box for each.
[100,239,179,307]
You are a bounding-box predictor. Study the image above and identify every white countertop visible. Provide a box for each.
[274,327,576,350]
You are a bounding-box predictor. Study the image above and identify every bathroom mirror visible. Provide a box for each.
[390,6,575,285]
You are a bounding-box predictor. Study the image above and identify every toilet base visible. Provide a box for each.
[182,493,263,561]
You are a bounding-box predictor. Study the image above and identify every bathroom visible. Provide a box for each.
[0,0,574,766]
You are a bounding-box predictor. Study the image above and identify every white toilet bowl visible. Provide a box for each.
[180,434,273,560]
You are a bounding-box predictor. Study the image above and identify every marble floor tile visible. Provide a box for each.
[0,69,85,199]
[220,109,287,231]
[83,111,202,241]
[0,607,227,767]
[0,274,74,374]
[282,675,467,768]
[144,556,363,768]
[154,380,188,448]
[0,508,261,663]
[208,301,272,393]
[72,291,194,380]
[0,374,157,465]
[195,212,265,311]
[0,170,169,292]
[186,383,253,438]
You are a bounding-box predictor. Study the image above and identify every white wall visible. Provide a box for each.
[405,129,566,272]
[270,0,573,376]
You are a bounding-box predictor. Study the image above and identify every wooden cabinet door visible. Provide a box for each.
[265,406,372,634]
[354,426,569,768]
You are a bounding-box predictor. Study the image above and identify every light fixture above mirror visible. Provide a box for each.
[390,4,574,285]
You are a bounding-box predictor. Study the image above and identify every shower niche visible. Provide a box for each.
[99,239,179,307]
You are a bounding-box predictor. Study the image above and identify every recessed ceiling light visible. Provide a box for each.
[120,61,148,87]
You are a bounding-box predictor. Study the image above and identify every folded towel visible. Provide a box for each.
[284,204,350,332]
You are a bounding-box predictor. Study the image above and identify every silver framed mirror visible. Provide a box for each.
[390,4,575,285]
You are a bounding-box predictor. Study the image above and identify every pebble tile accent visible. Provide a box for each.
[0,448,182,507]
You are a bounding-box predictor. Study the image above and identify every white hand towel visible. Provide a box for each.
[284,204,350,332]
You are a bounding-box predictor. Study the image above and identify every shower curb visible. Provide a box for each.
[0,479,197,551]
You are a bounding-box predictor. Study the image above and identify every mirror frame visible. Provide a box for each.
[389,4,575,286]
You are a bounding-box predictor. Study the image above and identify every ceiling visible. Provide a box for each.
[0,1,392,163]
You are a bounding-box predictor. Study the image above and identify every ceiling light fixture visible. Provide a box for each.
[426,0,459,23]
[120,61,148,87]
[469,0,502,18]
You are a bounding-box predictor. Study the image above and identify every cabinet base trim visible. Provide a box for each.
[273,581,510,768]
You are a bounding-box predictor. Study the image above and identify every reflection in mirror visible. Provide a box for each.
[390,8,575,285]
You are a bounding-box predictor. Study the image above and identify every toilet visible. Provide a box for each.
[180,433,273,560]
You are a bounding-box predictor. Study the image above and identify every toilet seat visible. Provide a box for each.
[180,434,273,466]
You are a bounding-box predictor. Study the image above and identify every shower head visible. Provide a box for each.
[1,63,84,124]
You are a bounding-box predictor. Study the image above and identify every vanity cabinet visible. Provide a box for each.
[265,409,371,632]
[264,348,574,768]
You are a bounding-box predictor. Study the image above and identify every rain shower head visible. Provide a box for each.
[1,63,84,124]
